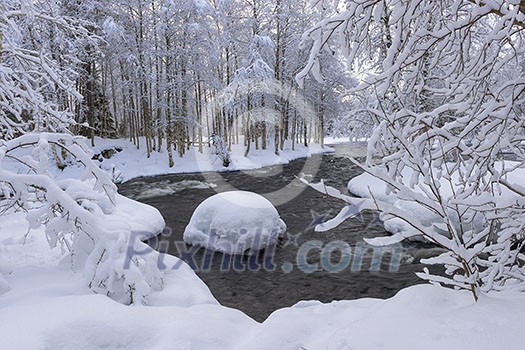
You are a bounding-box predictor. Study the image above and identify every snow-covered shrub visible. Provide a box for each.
[183,191,286,255]
[0,133,163,304]
[210,134,231,167]
[299,0,525,299]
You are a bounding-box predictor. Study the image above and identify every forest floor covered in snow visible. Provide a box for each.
[1,138,525,349]
[92,136,338,182]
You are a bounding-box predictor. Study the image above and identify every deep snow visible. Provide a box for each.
[1,138,525,349]
[2,218,525,350]
[92,136,334,182]
[2,214,525,349]
[183,191,286,254]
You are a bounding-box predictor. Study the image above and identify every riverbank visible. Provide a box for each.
[2,138,525,349]
[92,136,339,182]
[2,224,524,350]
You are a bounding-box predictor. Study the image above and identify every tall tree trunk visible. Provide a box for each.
[166,89,174,168]
[261,97,267,150]
[195,76,203,153]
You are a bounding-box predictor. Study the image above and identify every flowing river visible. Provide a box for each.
[118,143,440,322]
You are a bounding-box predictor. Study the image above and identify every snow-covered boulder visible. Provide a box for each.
[183,191,286,254]
[347,171,486,241]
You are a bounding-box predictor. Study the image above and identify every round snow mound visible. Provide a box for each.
[183,191,287,254]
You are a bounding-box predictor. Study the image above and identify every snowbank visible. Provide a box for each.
[112,193,165,240]
[0,266,234,350]
[92,137,333,182]
[347,163,525,239]
[183,191,286,254]
[347,171,440,238]
[0,210,218,307]
[243,284,525,350]
[1,265,524,350]
[2,211,524,349]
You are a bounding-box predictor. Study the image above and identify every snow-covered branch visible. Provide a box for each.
[0,133,163,304]
[300,0,525,299]
[0,0,100,139]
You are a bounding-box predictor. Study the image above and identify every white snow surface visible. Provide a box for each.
[92,136,333,182]
[347,170,435,239]
[2,226,525,350]
[2,139,525,348]
[112,193,166,240]
[347,162,525,239]
[183,191,286,254]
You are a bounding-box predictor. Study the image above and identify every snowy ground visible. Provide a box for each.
[2,213,525,350]
[347,161,525,240]
[92,137,334,182]
[2,138,525,349]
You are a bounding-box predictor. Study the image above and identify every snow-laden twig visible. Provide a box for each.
[0,133,163,304]
[299,0,525,299]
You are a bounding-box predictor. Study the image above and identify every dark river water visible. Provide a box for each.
[118,143,439,322]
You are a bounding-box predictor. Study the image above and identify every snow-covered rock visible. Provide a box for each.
[183,191,286,254]
[347,172,395,203]
[347,167,507,240]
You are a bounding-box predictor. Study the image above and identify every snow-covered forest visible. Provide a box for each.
[1,0,356,160]
[2,0,525,349]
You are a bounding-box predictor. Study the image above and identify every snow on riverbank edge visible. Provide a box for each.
[347,163,525,240]
[2,137,525,349]
[93,137,334,182]
[2,257,524,350]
